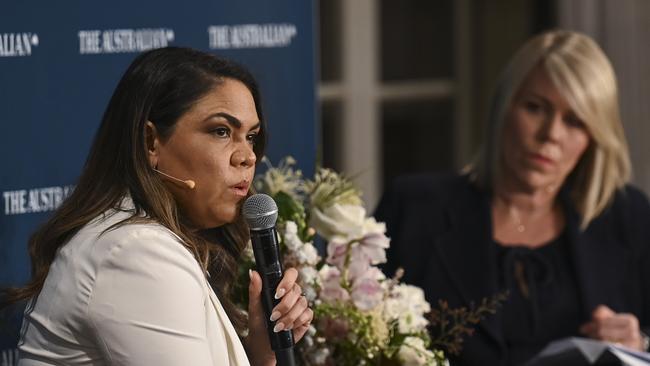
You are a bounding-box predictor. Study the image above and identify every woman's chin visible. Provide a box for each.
[210,211,239,228]
[513,170,560,193]
[186,204,241,229]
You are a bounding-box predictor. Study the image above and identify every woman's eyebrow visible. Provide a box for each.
[204,112,241,128]
[204,112,260,131]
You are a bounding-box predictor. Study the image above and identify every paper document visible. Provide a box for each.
[525,337,650,366]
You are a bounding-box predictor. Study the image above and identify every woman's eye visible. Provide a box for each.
[524,100,542,113]
[213,127,230,137]
[247,132,259,145]
[565,115,585,128]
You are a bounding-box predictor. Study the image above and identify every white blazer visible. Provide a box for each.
[18,198,250,366]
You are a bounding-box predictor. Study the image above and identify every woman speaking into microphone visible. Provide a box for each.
[2,47,313,365]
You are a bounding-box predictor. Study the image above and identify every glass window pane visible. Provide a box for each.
[319,0,342,82]
[381,100,454,188]
[320,101,343,171]
[380,0,453,81]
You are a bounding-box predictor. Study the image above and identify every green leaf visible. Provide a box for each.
[273,191,305,223]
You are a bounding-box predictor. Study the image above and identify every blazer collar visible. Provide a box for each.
[206,283,251,366]
[430,181,504,347]
[560,190,627,318]
[434,183,498,302]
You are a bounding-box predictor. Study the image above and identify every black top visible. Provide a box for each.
[495,232,581,365]
[375,173,650,366]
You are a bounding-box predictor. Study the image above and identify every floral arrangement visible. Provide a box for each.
[235,157,447,366]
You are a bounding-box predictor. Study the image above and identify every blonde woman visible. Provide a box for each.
[376,30,650,365]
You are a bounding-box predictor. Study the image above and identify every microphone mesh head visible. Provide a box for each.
[242,194,278,230]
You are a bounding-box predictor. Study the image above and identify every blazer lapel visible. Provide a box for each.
[564,196,629,318]
[207,283,251,366]
[429,185,505,347]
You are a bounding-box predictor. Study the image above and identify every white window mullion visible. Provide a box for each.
[318,82,344,102]
[379,79,454,101]
[341,0,380,210]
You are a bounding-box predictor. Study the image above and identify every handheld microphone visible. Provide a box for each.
[154,168,196,189]
[242,194,296,366]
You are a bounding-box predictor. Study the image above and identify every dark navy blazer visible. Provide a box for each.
[375,173,650,366]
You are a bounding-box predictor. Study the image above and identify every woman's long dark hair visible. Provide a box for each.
[2,47,266,331]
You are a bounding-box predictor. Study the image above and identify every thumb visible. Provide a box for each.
[593,305,615,320]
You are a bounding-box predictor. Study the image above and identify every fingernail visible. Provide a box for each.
[275,288,285,299]
[249,269,253,280]
[270,311,281,321]
[273,322,284,333]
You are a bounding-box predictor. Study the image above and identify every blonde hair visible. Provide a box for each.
[469,30,631,228]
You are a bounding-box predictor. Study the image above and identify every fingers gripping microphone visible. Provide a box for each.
[243,194,296,366]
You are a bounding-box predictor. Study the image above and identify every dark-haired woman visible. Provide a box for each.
[5,47,312,365]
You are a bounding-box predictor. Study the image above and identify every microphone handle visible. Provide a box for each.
[251,228,296,366]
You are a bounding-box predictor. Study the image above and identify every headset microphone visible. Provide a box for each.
[154,169,196,189]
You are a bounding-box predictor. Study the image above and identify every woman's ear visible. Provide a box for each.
[145,121,160,168]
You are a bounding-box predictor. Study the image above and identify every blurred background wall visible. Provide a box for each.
[317,0,650,211]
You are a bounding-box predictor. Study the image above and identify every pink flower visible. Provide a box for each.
[346,255,370,280]
[326,232,390,278]
[351,267,384,311]
[347,232,390,280]
[325,237,348,268]
[319,265,349,303]
[354,232,389,265]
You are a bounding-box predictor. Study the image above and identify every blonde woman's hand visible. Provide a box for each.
[245,268,314,366]
[579,305,644,350]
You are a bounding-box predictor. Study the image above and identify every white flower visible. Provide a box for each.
[299,266,320,285]
[397,337,437,366]
[307,168,362,209]
[255,156,304,200]
[303,334,314,347]
[301,325,318,348]
[296,243,320,265]
[298,266,320,302]
[285,220,298,234]
[283,221,303,251]
[309,203,366,241]
[362,217,387,236]
[310,346,331,365]
[303,286,318,302]
[384,284,431,334]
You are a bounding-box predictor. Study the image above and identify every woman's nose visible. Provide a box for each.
[540,113,567,142]
[231,144,256,167]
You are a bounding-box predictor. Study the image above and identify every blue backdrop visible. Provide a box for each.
[0,1,316,360]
